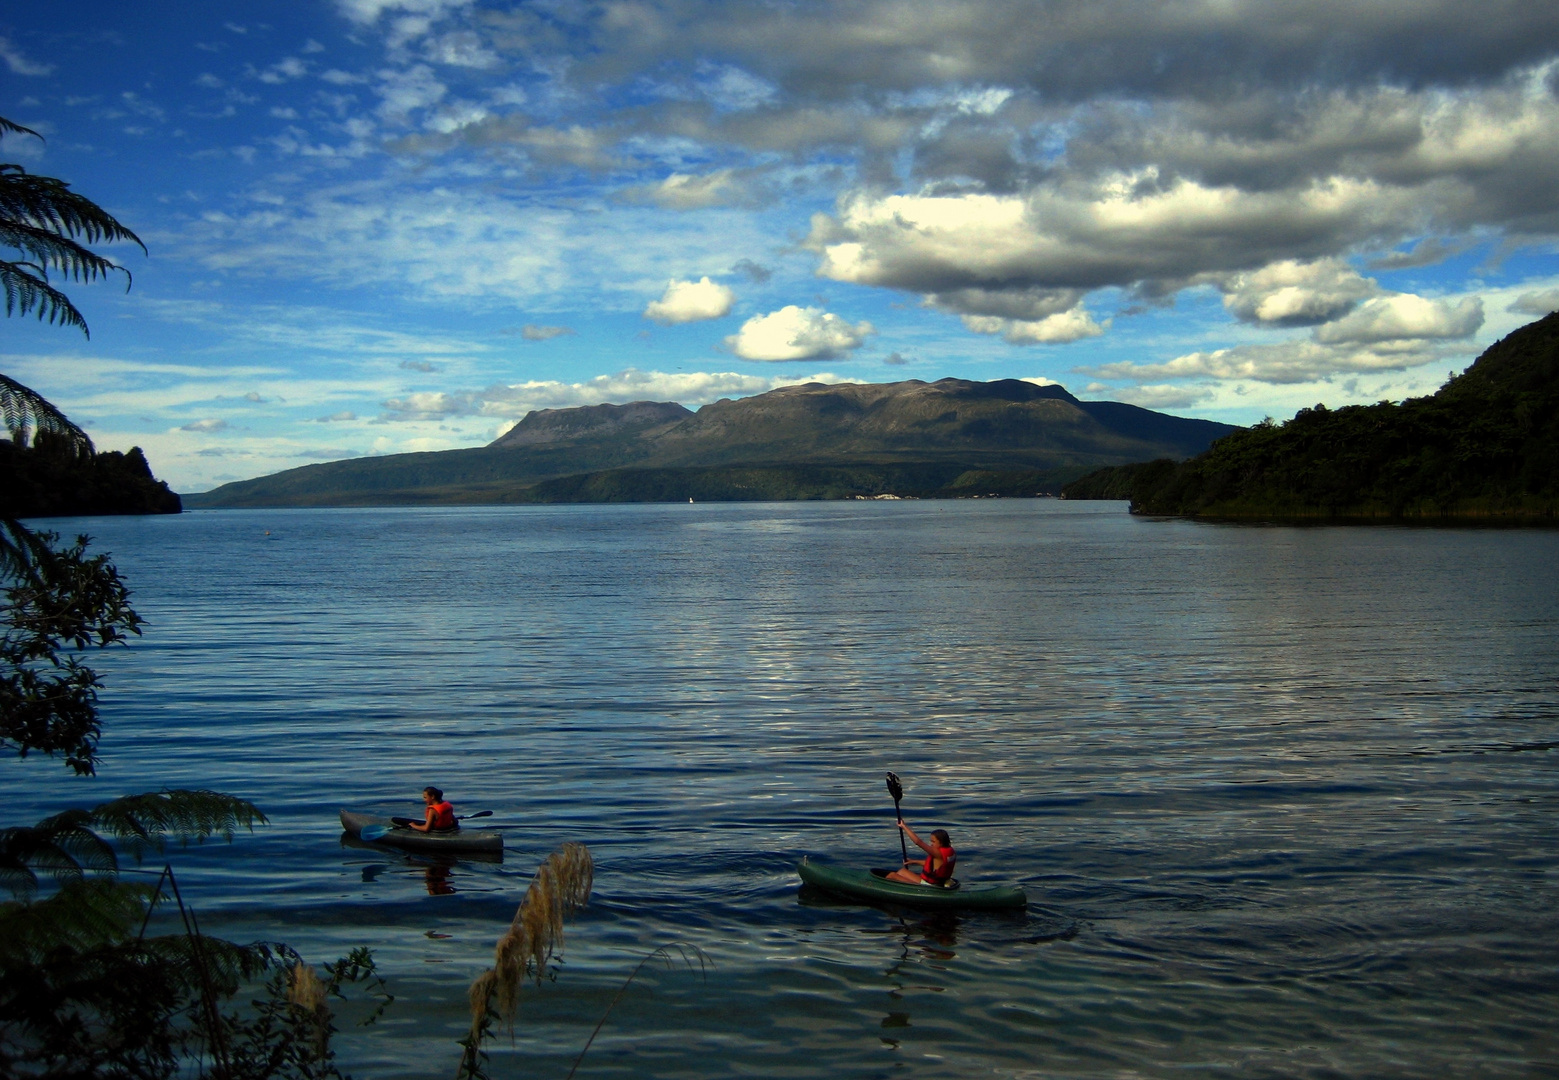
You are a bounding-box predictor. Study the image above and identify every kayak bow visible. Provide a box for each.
[798,856,1026,910]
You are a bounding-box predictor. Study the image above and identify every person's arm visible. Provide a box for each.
[410,806,435,833]
[899,821,934,855]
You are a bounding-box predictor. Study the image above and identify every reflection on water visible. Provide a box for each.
[20,502,1559,1079]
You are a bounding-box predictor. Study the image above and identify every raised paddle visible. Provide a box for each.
[359,811,493,842]
[885,772,909,865]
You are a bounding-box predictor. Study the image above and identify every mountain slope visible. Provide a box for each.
[1063,313,1559,521]
[187,378,1240,507]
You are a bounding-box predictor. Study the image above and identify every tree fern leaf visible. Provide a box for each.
[89,789,269,863]
[0,372,93,454]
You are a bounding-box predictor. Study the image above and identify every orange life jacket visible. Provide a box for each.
[429,801,457,831]
[921,845,956,885]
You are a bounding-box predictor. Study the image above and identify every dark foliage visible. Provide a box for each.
[1,524,142,775]
[1063,313,1559,521]
[0,878,388,1080]
[1,434,182,518]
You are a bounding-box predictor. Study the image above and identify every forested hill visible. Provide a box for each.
[1063,313,1559,522]
[186,377,1239,507]
[1,436,182,518]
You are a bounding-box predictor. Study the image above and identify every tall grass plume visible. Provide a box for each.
[459,842,592,1079]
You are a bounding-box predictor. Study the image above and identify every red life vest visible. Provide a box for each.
[429,801,457,831]
[921,845,956,885]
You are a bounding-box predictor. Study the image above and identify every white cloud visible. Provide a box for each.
[181,418,230,433]
[259,57,309,84]
[336,0,474,25]
[643,277,736,324]
[1084,383,1215,409]
[724,306,874,362]
[377,64,446,119]
[1509,287,1559,316]
[1080,338,1468,386]
[380,367,844,422]
[635,170,757,210]
[1220,259,1379,326]
[425,31,498,69]
[1314,294,1483,344]
[0,36,53,77]
[961,307,1105,344]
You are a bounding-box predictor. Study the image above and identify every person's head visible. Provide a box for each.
[931,829,951,848]
[423,786,443,803]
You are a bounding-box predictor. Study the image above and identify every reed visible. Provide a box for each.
[459,842,593,1079]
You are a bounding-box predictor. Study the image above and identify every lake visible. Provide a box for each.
[22,500,1559,1078]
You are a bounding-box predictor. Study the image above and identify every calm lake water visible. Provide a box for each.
[22,501,1559,1078]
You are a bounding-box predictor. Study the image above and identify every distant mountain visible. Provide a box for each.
[186,377,1240,507]
[1063,313,1559,522]
[493,400,692,447]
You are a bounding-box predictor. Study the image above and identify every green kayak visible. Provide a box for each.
[797,857,1026,911]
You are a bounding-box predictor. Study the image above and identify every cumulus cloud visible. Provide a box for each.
[1084,382,1215,409]
[724,305,874,361]
[520,324,574,341]
[810,178,1418,316]
[1509,287,1559,316]
[181,418,229,432]
[378,390,465,419]
[1220,260,1379,327]
[961,307,1105,345]
[643,277,736,324]
[1313,295,1483,344]
[315,411,359,422]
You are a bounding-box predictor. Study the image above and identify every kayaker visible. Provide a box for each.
[391,786,458,833]
[886,821,956,886]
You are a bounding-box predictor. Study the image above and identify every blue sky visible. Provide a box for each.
[3,0,1558,492]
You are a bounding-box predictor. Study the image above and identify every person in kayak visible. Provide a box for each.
[391,787,458,833]
[886,821,956,886]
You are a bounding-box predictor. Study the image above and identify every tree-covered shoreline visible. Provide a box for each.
[1064,313,1559,523]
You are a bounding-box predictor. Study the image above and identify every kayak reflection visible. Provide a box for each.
[341,830,499,895]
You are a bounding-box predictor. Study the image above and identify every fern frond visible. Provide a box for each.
[0,117,42,141]
[0,372,94,454]
[0,809,118,899]
[0,257,91,333]
[0,166,145,253]
[89,789,269,863]
[0,878,149,964]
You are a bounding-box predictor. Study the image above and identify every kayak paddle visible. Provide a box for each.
[359,810,493,842]
[886,772,908,865]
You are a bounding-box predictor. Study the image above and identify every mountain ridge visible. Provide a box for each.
[187,376,1240,507]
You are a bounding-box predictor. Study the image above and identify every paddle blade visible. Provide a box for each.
[458,810,493,821]
[359,825,393,842]
[885,772,903,804]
